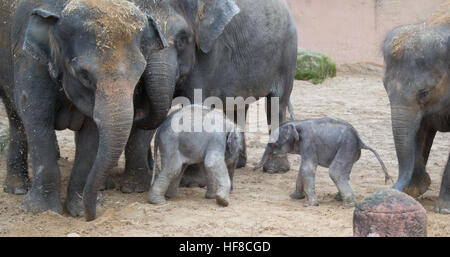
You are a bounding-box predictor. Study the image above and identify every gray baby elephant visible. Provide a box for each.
[254,118,392,207]
[148,105,243,206]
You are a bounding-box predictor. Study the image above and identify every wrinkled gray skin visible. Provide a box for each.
[254,118,392,207]
[179,102,296,190]
[0,0,170,221]
[123,0,298,192]
[149,105,243,207]
[383,21,450,214]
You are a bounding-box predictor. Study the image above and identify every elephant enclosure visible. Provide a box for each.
[0,68,449,236]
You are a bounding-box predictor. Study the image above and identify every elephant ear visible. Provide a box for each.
[146,14,169,49]
[285,124,300,142]
[183,0,240,53]
[23,9,60,65]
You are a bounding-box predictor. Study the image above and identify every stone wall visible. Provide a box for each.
[286,0,445,64]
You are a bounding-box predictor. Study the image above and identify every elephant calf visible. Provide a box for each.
[148,105,243,207]
[254,118,392,207]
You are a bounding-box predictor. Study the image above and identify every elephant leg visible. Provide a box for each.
[235,106,248,169]
[205,164,217,199]
[54,137,61,160]
[165,164,187,199]
[148,156,183,204]
[179,164,208,188]
[329,155,356,207]
[403,126,436,198]
[227,163,236,194]
[18,96,62,213]
[2,96,29,195]
[300,159,319,207]
[435,153,450,214]
[204,152,231,207]
[64,118,104,217]
[236,134,247,168]
[119,128,155,193]
[290,169,305,200]
[263,95,290,173]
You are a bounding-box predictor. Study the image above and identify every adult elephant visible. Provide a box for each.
[0,0,171,221]
[122,0,298,192]
[383,8,450,214]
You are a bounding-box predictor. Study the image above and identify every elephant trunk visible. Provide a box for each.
[139,48,177,129]
[83,79,135,221]
[253,146,272,170]
[391,106,421,192]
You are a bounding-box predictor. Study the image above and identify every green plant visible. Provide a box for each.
[295,48,336,84]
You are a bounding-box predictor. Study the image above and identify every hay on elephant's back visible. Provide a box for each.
[426,0,450,25]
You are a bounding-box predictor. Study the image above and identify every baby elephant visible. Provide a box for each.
[148,105,243,206]
[254,118,392,207]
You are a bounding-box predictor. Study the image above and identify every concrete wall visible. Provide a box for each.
[286,0,445,64]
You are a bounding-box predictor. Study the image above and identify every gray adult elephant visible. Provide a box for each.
[0,0,171,221]
[383,8,450,214]
[123,0,298,192]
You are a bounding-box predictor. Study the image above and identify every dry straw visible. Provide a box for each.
[62,0,147,50]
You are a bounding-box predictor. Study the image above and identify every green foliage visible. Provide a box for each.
[295,48,336,84]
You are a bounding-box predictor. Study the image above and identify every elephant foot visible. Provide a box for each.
[341,194,356,207]
[99,176,116,191]
[343,200,356,208]
[165,188,178,199]
[64,192,104,217]
[179,165,207,188]
[303,200,319,207]
[119,169,151,193]
[334,192,343,201]
[290,191,305,200]
[205,190,216,199]
[147,192,166,205]
[434,205,450,214]
[263,155,290,174]
[216,195,229,207]
[22,188,62,214]
[403,172,431,198]
[434,195,450,214]
[4,175,30,195]
[236,152,247,169]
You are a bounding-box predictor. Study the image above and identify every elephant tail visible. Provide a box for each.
[151,129,161,187]
[288,100,296,121]
[360,142,393,184]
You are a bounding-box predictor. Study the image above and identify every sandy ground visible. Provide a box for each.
[0,69,449,237]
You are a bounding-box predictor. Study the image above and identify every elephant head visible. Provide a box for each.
[254,123,300,170]
[22,0,168,220]
[383,22,450,193]
[133,0,239,125]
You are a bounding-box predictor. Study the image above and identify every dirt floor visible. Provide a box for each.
[0,68,449,237]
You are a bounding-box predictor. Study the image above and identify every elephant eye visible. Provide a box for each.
[415,57,427,68]
[416,89,431,103]
[78,68,95,90]
[80,69,89,80]
[175,34,189,50]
